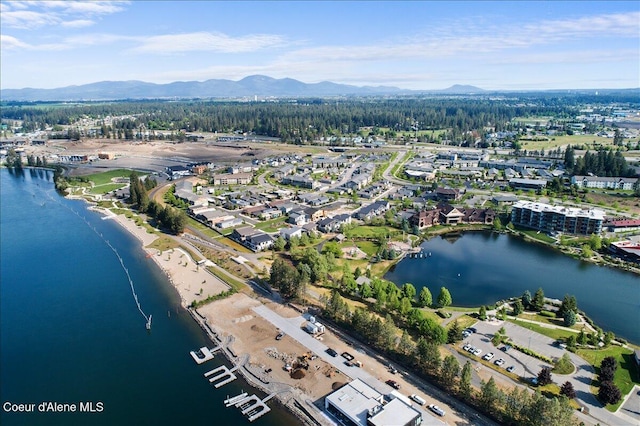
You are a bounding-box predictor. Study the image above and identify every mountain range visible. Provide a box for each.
[0,75,486,101]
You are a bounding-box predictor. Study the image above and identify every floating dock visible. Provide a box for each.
[190,345,220,364]
[224,392,248,407]
[230,393,273,422]
[204,365,238,388]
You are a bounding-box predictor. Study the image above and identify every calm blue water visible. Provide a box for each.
[385,231,640,344]
[0,168,299,426]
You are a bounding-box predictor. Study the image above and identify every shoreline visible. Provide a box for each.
[92,208,326,426]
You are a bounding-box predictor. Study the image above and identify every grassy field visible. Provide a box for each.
[89,183,126,194]
[186,217,220,239]
[344,225,398,239]
[254,216,287,233]
[508,318,576,341]
[515,227,557,244]
[519,133,637,151]
[517,312,582,331]
[83,169,133,185]
[577,345,640,411]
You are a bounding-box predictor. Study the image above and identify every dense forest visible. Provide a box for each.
[2,93,638,145]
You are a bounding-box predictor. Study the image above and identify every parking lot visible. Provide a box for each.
[460,320,555,380]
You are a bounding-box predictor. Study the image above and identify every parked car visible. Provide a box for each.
[500,345,511,352]
[483,352,495,361]
[472,348,482,356]
[275,332,285,340]
[386,380,400,390]
[325,348,338,357]
[341,352,354,361]
[494,358,506,366]
[506,366,515,373]
[410,394,426,405]
[428,404,446,417]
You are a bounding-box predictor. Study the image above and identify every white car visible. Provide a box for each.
[428,404,446,417]
[473,348,482,356]
[483,352,494,361]
[494,358,506,366]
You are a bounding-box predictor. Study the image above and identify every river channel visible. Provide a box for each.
[384,231,639,344]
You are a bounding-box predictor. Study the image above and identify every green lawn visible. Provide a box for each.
[576,345,640,411]
[508,318,576,341]
[186,217,220,239]
[344,225,397,239]
[89,183,126,194]
[84,169,134,185]
[515,227,557,244]
[254,216,287,233]
[339,240,379,257]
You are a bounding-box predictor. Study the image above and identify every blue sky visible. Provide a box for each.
[1,1,638,91]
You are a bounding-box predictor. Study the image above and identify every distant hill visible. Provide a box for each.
[0,75,414,101]
[437,84,485,94]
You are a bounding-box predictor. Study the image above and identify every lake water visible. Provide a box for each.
[0,168,299,426]
[385,231,640,344]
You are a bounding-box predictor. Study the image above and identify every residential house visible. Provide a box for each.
[282,174,318,189]
[434,187,461,202]
[409,209,440,229]
[354,201,390,221]
[317,214,352,233]
[279,227,304,241]
[438,203,465,225]
[287,209,308,226]
[230,227,274,251]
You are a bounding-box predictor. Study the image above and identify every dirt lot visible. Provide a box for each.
[198,294,343,400]
[24,138,326,176]
[198,293,471,425]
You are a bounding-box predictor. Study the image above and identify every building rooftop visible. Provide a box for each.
[512,201,605,220]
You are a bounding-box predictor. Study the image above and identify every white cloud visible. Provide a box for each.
[0,1,128,29]
[61,19,95,28]
[0,34,31,50]
[1,10,58,29]
[129,32,288,54]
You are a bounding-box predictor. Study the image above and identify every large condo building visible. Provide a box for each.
[510,201,604,235]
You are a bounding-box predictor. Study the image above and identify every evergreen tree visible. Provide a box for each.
[560,381,576,399]
[440,355,460,388]
[479,377,503,413]
[418,286,432,307]
[459,361,473,399]
[447,320,463,343]
[437,286,452,308]
[532,287,545,311]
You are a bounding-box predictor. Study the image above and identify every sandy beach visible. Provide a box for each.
[107,211,230,307]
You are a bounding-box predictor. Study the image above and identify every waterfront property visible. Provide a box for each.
[510,200,604,235]
[324,379,431,426]
[230,227,274,252]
